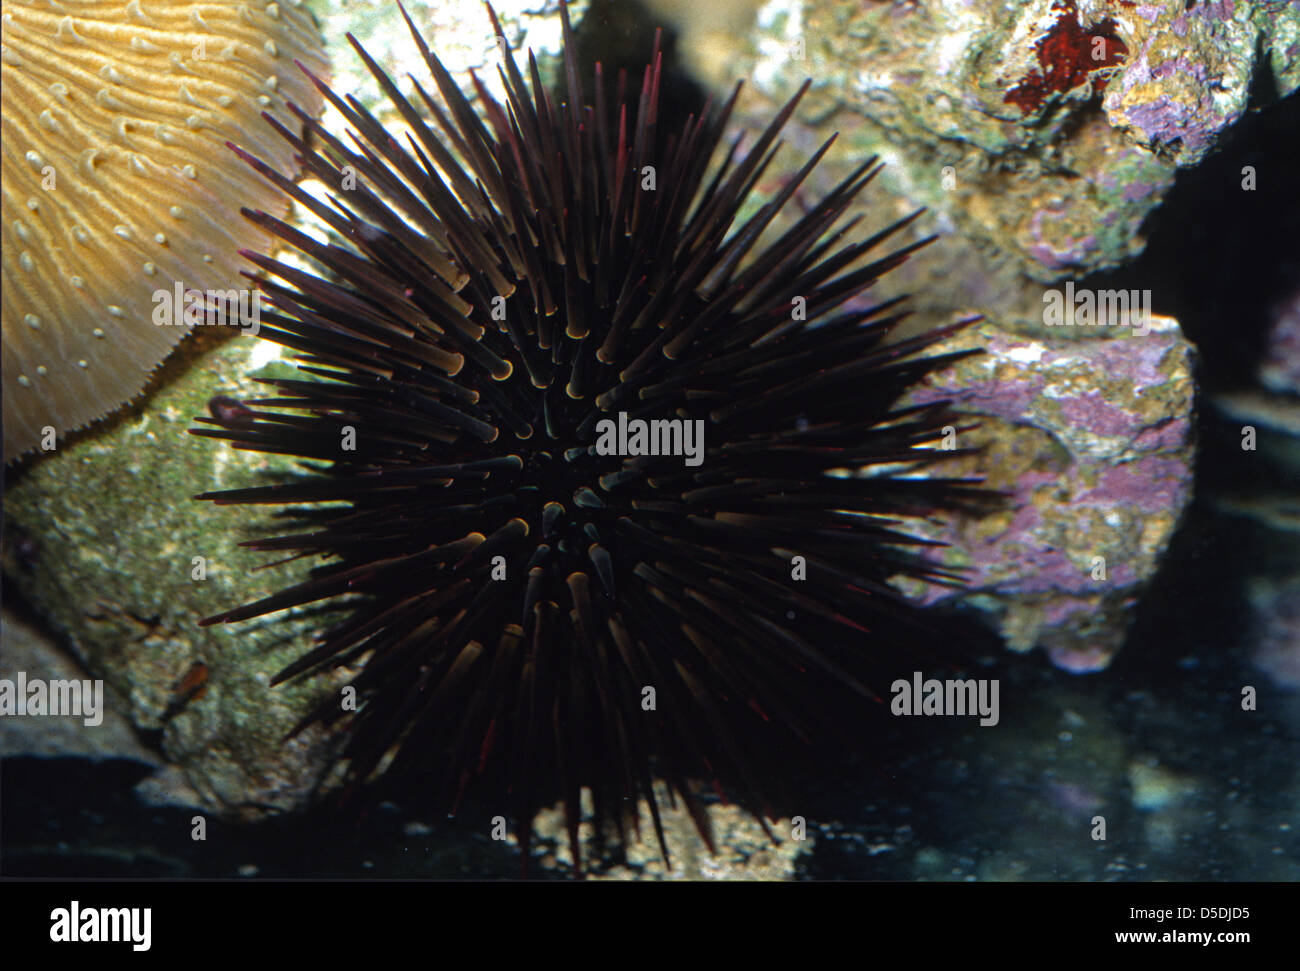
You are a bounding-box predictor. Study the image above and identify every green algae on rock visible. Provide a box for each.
[2,332,350,820]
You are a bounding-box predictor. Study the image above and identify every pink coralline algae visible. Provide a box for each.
[1248,578,1300,691]
[894,316,1196,672]
[1099,0,1289,165]
[736,0,1297,310]
[1047,779,1105,818]
[1115,94,1228,157]
[1261,288,1300,397]
[1025,208,1102,272]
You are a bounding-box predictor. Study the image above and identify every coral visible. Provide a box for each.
[1,0,329,459]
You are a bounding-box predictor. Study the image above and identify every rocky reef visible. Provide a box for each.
[895,315,1196,672]
[656,0,1300,331]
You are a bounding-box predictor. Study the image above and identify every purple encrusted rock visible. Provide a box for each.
[892,314,1196,671]
[1261,288,1300,397]
[1247,577,1300,691]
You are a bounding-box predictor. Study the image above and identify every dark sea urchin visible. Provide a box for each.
[192,2,983,872]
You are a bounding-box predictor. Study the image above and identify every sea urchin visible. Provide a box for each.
[192,1,981,873]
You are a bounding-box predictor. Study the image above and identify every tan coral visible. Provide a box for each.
[1,0,328,459]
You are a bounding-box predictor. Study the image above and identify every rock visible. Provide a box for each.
[642,0,768,84]
[0,0,1199,826]
[2,333,351,821]
[1129,756,1197,811]
[0,610,159,766]
[527,784,813,878]
[1128,755,1200,854]
[657,0,1300,332]
[1261,288,1300,397]
[1246,576,1300,691]
[1101,0,1293,166]
[893,314,1196,672]
[305,0,589,116]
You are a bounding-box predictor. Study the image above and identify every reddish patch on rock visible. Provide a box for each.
[1004,0,1129,114]
[162,661,210,721]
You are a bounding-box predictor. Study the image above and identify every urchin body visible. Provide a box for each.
[194,2,978,871]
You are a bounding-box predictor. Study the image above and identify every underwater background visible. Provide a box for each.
[2,0,1298,880]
